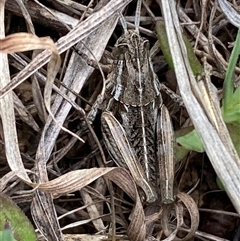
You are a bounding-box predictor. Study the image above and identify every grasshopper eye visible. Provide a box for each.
[117,45,128,60]
[118,45,128,54]
[143,40,150,50]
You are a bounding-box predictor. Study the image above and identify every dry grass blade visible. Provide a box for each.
[198,59,236,156]
[0,33,80,144]
[218,0,240,27]
[161,204,181,241]
[161,193,199,241]
[36,168,132,196]
[0,2,31,183]
[30,11,121,241]
[0,33,57,53]
[0,30,62,171]
[31,190,63,240]
[15,0,35,33]
[0,0,132,98]
[2,1,240,240]
[80,188,105,232]
[0,31,65,241]
[177,193,199,239]
[34,167,146,241]
[159,0,240,214]
[62,234,129,241]
[0,171,20,192]
[0,29,92,241]
[13,92,40,132]
[32,137,64,241]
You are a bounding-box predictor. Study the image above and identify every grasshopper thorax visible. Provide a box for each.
[109,29,161,107]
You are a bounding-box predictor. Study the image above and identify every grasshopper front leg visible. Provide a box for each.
[101,111,158,203]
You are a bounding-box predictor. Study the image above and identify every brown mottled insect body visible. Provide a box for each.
[98,0,175,205]
[102,29,164,202]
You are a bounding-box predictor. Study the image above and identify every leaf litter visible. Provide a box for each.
[0,0,240,241]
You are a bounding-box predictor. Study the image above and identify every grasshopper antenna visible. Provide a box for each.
[119,12,127,33]
[119,0,142,33]
[135,0,142,32]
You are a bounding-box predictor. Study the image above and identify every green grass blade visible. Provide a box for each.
[223,28,240,112]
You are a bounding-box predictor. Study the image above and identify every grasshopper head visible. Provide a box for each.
[115,29,150,68]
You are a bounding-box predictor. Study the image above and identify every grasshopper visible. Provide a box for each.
[100,0,175,204]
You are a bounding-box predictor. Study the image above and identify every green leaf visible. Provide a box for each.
[176,129,204,153]
[175,144,190,163]
[223,86,240,124]
[0,222,16,241]
[155,21,174,70]
[156,21,202,75]
[175,126,194,162]
[175,123,240,159]
[227,123,240,158]
[0,194,37,241]
[216,176,225,190]
[215,124,240,191]
[222,29,240,117]
[230,85,240,106]
[182,34,203,75]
